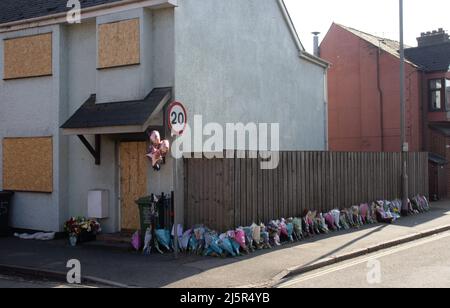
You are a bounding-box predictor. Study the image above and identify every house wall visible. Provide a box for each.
[0,7,176,233]
[321,23,423,152]
[1,0,326,232]
[96,9,153,104]
[63,9,175,233]
[0,26,64,231]
[173,0,328,151]
[63,20,119,233]
[147,8,175,196]
[429,129,450,197]
[425,71,450,123]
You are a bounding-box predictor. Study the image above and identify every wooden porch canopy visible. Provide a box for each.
[61,87,171,164]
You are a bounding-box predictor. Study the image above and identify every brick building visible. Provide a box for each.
[321,23,450,199]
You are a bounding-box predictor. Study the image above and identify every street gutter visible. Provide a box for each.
[0,264,131,288]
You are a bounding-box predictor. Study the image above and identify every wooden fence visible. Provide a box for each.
[184,152,429,231]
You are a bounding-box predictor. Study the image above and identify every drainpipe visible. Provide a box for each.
[324,69,329,151]
[376,44,385,151]
[420,69,428,151]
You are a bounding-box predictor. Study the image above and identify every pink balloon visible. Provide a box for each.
[160,140,170,156]
[150,131,161,146]
[146,146,162,167]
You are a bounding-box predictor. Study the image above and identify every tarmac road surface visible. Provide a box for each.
[277,231,450,288]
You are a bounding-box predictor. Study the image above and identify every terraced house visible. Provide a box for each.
[320,23,450,200]
[0,0,328,233]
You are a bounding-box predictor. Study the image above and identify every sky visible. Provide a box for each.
[284,0,450,53]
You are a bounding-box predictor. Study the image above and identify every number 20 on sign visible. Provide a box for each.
[168,102,187,136]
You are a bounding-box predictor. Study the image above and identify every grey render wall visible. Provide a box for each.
[96,9,153,104]
[0,7,176,233]
[63,8,176,233]
[0,26,64,231]
[148,8,175,196]
[63,20,119,233]
[151,8,174,89]
[174,0,327,151]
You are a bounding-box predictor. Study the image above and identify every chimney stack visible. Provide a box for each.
[312,32,320,57]
[417,28,449,47]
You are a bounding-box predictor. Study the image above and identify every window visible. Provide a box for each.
[430,79,444,111]
[97,18,140,69]
[2,137,53,193]
[447,79,450,110]
[3,33,52,80]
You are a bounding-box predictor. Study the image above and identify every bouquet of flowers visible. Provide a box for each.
[291,217,304,241]
[64,217,101,237]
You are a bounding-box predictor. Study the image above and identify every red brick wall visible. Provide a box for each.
[321,24,423,152]
[429,129,447,157]
[429,129,450,198]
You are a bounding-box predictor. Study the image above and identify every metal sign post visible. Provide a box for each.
[168,102,188,259]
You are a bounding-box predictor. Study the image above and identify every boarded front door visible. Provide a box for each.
[120,142,148,231]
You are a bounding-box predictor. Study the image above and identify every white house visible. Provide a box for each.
[0,0,328,233]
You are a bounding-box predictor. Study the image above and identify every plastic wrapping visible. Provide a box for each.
[359,203,370,224]
[324,213,336,231]
[143,227,152,255]
[243,226,255,252]
[155,229,172,251]
[286,222,294,242]
[131,231,141,251]
[267,221,281,246]
[317,213,329,234]
[331,209,342,230]
[339,212,350,230]
[291,218,303,240]
[260,224,271,249]
[204,231,223,257]
[219,234,237,257]
[180,229,192,252]
[251,224,261,247]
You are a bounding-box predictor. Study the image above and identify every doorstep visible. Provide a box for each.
[85,233,133,251]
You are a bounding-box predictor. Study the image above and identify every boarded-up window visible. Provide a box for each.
[2,137,53,193]
[98,18,140,69]
[3,33,53,80]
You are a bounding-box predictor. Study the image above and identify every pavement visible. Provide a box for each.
[1,200,450,288]
[277,230,450,288]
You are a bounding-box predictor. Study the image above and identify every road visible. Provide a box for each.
[277,231,450,288]
[0,273,99,288]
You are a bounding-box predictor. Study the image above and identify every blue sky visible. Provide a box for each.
[284,0,450,53]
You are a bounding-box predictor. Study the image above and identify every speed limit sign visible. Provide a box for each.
[168,102,187,136]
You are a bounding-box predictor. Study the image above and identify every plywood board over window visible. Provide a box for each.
[3,33,53,80]
[2,137,53,193]
[98,18,140,69]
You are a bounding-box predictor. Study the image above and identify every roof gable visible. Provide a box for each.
[334,23,417,67]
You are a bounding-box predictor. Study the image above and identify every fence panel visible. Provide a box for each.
[184,152,429,230]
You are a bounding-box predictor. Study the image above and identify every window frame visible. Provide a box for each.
[446,78,450,111]
[429,78,446,112]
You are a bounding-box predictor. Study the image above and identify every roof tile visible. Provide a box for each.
[0,0,123,25]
